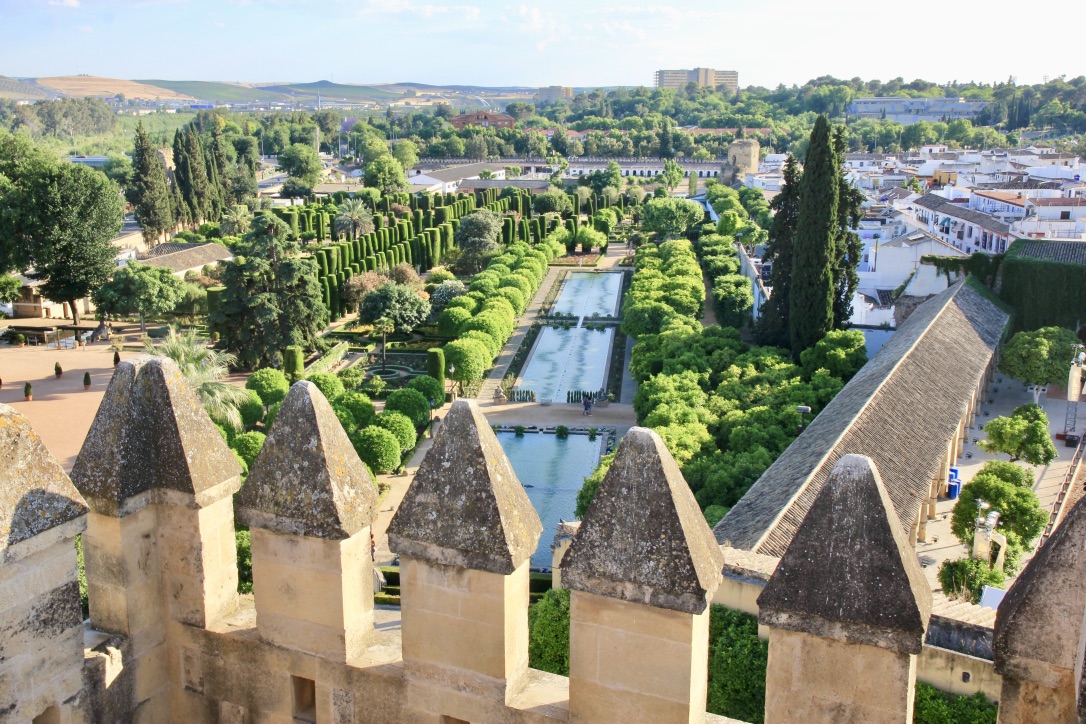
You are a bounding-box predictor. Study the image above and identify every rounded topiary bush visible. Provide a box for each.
[331,404,358,433]
[497,286,526,315]
[231,431,266,469]
[375,411,417,451]
[336,391,376,428]
[307,372,345,401]
[265,401,282,429]
[438,307,472,337]
[444,338,491,385]
[384,388,430,429]
[461,330,500,360]
[246,368,290,407]
[445,295,478,314]
[406,375,445,407]
[499,274,533,299]
[427,267,455,284]
[238,389,265,428]
[353,425,401,473]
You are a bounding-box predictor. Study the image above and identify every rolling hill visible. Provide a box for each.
[137,80,290,103]
[35,76,194,100]
[0,76,50,100]
[254,80,401,103]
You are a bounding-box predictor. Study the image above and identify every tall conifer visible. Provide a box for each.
[831,127,865,327]
[789,115,837,355]
[756,154,801,347]
[128,121,173,246]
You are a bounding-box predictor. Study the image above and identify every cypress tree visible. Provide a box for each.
[128,121,174,246]
[170,176,191,228]
[788,115,837,356]
[180,126,213,223]
[831,126,865,328]
[756,154,801,347]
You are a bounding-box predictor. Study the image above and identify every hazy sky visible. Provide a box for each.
[2,0,1084,89]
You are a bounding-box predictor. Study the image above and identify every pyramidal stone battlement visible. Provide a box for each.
[2,368,1086,723]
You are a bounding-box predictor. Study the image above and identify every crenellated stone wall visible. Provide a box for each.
[2,356,1086,723]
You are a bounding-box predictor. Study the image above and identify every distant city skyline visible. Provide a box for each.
[1,0,1083,90]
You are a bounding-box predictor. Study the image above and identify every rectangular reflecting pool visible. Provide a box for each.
[518,326,614,402]
[497,431,603,568]
[552,272,623,318]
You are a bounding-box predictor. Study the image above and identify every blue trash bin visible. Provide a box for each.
[947,480,961,500]
[949,467,960,482]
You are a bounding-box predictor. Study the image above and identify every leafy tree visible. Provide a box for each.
[353,425,401,473]
[384,388,430,429]
[799,329,868,382]
[0,159,123,326]
[641,197,704,237]
[280,178,312,198]
[128,121,174,246]
[950,470,1047,548]
[789,116,837,355]
[661,158,685,192]
[429,279,467,312]
[357,284,430,334]
[342,270,385,310]
[308,371,346,401]
[210,215,329,369]
[938,557,1007,604]
[391,139,419,170]
[144,328,250,431]
[528,589,571,675]
[757,154,801,347]
[443,338,492,390]
[93,262,187,333]
[438,306,472,337]
[364,155,407,195]
[999,326,1080,404]
[334,198,375,239]
[0,274,20,304]
[455,209,503,273]
[533,191,573,216]
[277,143,322,186]
[621,300,678,338]
[712,274,754,328]
[246,368,290,407]
[979,403,1058,465]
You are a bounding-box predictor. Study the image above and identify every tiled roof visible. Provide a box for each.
[424,162,507,183]
[139,242,233,272]
[1012,240,1086,266]
[714,280,1009,556]
[1029,197,1086,207]
[914,194,1011,234]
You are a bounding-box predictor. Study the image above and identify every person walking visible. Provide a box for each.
[583,397,591,416]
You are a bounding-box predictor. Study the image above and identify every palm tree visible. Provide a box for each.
[334,199,375,239]
[220,205,253,236]
[373,316,395,373]
[144,328,250,431]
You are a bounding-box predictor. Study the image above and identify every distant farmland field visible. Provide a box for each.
[36,76,194,100]
[137,80,290,103]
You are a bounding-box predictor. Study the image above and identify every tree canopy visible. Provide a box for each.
[276,143,323,186]
[92,262,186,332]
[979,403,1058,465]
[999,326,1080,403]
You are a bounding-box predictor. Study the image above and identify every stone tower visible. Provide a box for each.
[726,138,760,181]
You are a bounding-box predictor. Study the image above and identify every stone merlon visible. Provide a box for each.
[758,454,932,655]
[994,493,1086,684]
[70,356,242,516]
[236,381,378,539]
[561,427,724,614]
[388,399,542,574]
[0,403,87,554]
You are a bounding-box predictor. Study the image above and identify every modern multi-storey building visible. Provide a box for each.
[536,86,573,104]
[654,67,738,93]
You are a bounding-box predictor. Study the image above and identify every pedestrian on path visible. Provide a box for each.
[583,397,592,416]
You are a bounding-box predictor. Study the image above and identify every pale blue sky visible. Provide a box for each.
[1,0,1083,89]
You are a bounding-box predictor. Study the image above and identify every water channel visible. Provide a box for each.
[518,272,623,403]
[496,431,604,568]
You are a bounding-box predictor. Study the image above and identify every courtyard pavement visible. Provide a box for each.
[914,374,1082,594]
